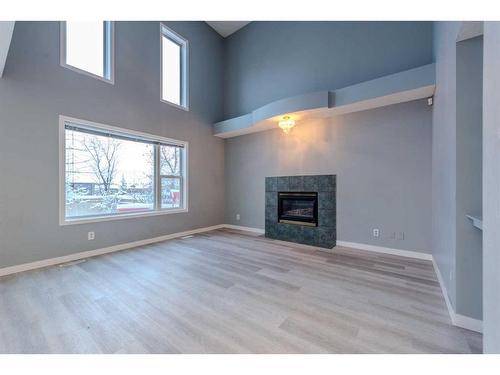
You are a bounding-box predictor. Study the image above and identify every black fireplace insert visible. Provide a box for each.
[278,192,318,226]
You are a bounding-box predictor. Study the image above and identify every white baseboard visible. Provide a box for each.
[0,224,225,277]
[336,240,433,260]
[431,258,483,333]
[223,224,265,234]
[432,257,457,326]
[453,313,483,333]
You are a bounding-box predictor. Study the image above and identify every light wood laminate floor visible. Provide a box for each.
[0,228,481,353]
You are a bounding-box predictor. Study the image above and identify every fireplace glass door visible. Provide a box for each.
[278,192,318,226]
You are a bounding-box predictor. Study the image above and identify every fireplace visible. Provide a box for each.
[266,175,335,248]
[278,192,318,226]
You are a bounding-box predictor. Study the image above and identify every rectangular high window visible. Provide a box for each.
[161,24,188,109]
[60,116,188,225]
[60,21,114,83]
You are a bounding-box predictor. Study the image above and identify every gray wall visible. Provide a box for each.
[431,21,460,309]
[223,21,433,118]
[483,21,500,354]
[225,100,432,254]
[455,36,483,320]
[0,21,225,268]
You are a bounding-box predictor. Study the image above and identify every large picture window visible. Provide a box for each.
[60,116,187,225]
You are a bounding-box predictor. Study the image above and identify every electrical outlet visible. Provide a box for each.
[372,228,380,238]
[88,231,95,241]
[236,214,240,221]
[397,232,405,240]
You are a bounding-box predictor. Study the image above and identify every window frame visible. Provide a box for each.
[60,21,115,84]
[158,146,184,210]
[160,23,189,111]
[59,115,188,226]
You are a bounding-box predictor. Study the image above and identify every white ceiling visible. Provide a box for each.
[456,21,483,42]
[0,21,15,77]
[206,21,250,38]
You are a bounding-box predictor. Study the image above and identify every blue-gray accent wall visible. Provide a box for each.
[223,21,433,118]
[223,22,433,255]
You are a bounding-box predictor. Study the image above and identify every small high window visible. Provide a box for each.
[60,21,114,83]
[161,24,188,110]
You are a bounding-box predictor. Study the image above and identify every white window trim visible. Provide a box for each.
[60,21,115,84]
[58,115,189,226]
[160,23,189,111]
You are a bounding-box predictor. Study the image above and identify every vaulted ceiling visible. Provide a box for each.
[0,21,15,77]
[205,21,250,38]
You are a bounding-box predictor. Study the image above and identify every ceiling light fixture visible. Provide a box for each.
[278,115,296,134]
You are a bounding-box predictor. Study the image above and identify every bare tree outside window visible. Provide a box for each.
[160,145,181,175]
[81,136,121,194]
[65,127,154,218]
[63,119,186,222]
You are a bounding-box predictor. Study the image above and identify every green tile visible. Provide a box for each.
[288,225,303,242]
[265,191,278,207]
[265,205,277,222]
[318,191,335,209]
[277,176,290,191]
[319,209,335,228]
[318,175,335,192]
[301,226,318,245]
[265,222,278,238]
[265,177,278,192]
[303,176,319,191]
[289,176,304,191]
[317,228,336,248]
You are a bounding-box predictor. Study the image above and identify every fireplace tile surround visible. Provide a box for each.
[265,175,336,249]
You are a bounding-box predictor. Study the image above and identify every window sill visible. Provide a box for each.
[60,62,115,85]
[160,98,189,112]
[60,207,188,226]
